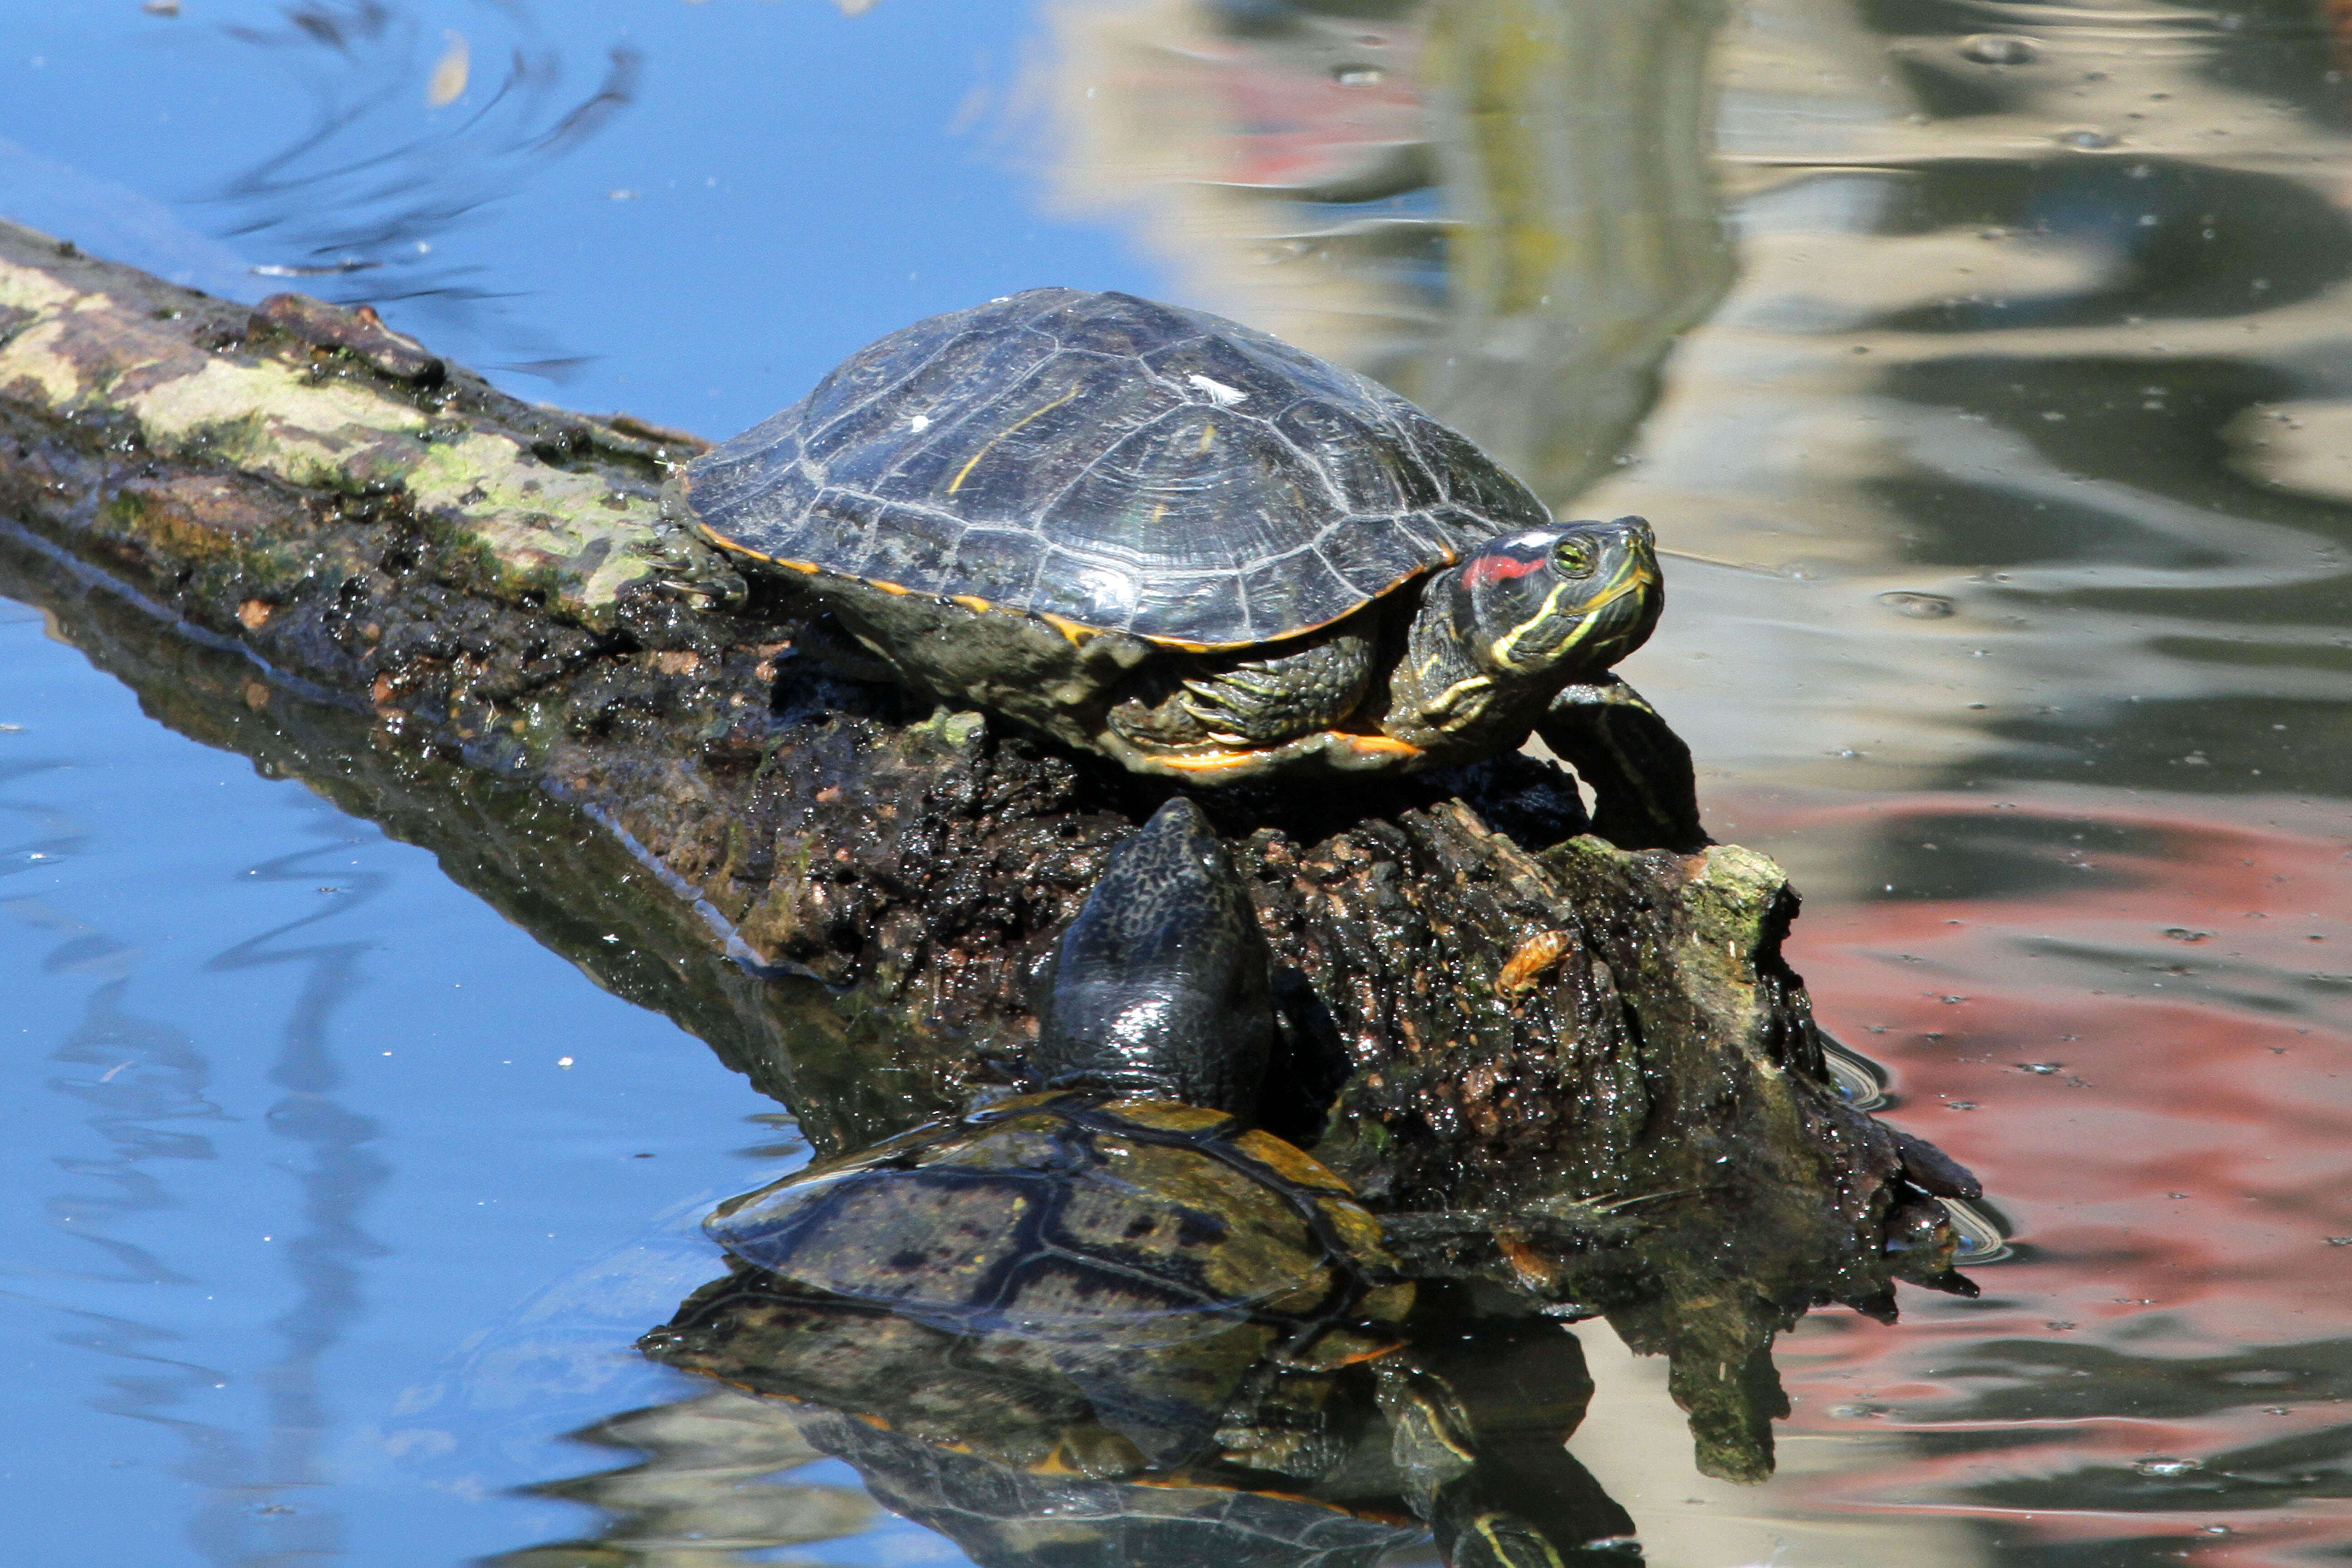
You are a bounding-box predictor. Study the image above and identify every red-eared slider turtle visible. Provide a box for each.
[674,288,1702,848]
[647,799,1629,1565]
[694,799,1411,1465]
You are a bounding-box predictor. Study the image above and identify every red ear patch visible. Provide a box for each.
[1461,551,1549,587]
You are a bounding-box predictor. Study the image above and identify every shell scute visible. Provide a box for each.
[1138,333,1316,419]
[924,1116,1081,1173]
[1102,1100,1235,1136]
[1037,407,1328,569]
[706,1096,1399,1345]
[1404,413,1550,529]
[804,328,1053,489]
[1082,1140,1328,1305]
[1230,550,1335,639]
[887,351,1180,519]
[697,410,805,487]
[1109,560,1253,644]
[796,489,887,575]
[1025,289,1208,358]
[851,498,968,589]
[797,310,972,436]
[710,1165,1038,1294]
[1033,408,1360,640]
[1274,398,1425,516]
[1230,1129,1354,1196]
[932,525,1052,606]
[1309,1196,1393,1267]
[1407,505,1503,560]
[1326,519,1444,600]
[1141,314,1368,409]
[688,448,818,551]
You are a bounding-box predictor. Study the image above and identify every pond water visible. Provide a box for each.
[3,1,2349,1564]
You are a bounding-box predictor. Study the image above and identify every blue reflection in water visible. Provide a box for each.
[0,601,789,1563]
[4,0,2352,1563]
[0,0,1162,430]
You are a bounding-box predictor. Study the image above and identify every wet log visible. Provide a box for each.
[0,220,1969,1481]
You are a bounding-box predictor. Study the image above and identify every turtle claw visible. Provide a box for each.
[1534,677,1707,853]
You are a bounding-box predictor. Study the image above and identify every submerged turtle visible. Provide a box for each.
[649,797,1627,1565]
[691,797,1411,1467]
[675,288,1701,848]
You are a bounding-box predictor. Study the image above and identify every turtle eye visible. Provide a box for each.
[1551,537,1597,578]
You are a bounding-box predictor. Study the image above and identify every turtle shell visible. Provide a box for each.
[683,288,1552,647]
[804,1405,1424,1568]
[704,1092,1408,1360]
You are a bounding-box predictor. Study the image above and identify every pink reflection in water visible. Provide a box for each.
[1755,787,2352,1562]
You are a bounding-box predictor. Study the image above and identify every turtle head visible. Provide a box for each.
[1448,516,1661,683]
[1030,797,1274,1117]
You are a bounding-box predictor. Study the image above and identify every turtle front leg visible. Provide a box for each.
[1377,1318,1640,1567]
[1534,677,1707,853]
[1107,629,1374,750]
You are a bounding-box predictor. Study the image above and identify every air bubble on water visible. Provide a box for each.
[1878,591,1956,619]
[2135,1457,2201,1477]
[1961,34,2039,65]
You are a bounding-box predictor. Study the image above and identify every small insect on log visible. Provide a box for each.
[1496,930,1576,997]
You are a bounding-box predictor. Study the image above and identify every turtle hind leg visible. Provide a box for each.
[1534,677,1707,853]
[1107,630,1374,750]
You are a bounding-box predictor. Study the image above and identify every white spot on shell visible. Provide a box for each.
[1187,374,1248,407]
[910,413,932,431]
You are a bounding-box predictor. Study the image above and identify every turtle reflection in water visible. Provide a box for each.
[642,799,1637,1566]
[675,287,1701,850]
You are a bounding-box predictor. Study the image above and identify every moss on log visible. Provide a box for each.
[0,220,1970,1481]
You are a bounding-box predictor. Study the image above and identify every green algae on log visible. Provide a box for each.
[0,220,1972,1483]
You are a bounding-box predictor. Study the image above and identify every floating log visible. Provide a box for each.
[0,220,1968,1481]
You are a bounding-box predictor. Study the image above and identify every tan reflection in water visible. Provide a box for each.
[485,1392,878,1568]
[1044,0,2352,818]
[1580,0,2352,816]
[1042,0,1731,506]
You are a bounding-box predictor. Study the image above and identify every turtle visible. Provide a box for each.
[688,797,1413,1469]
[673,287,1703,850]
[645,798,1626,1565]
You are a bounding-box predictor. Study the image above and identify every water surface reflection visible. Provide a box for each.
[0,600,784,1563]
[4,0,2352,1564]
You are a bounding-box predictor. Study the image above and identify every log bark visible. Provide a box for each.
[0,220,1968,1481]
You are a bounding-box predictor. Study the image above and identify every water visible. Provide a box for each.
[3,0,2349,1563]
